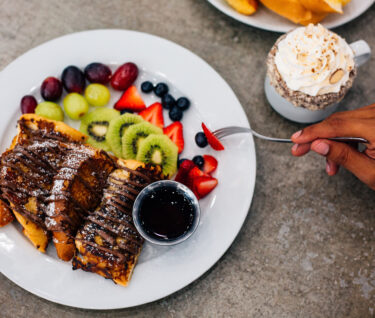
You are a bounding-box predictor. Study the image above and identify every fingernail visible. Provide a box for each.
[326,161,331,174]
[292,144,299,152]
[292,130,302,139]
[314,142,330,155]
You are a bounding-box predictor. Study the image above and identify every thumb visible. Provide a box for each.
[311,139,375,189]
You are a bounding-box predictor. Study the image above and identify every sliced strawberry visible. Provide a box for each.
[139,102,164,128]
[201,122,224,151]
[163,121,184,153]
[179,159,195,173]
[114,85,146,112]
[202,155,218,174]
[192,176,218,199]
[175,159,195,185]
[175,161,218,199]
[188,166,209,180]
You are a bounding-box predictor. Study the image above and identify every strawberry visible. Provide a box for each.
[139,102,164,128]
[188,166,209,180]
[175,159,195,185]
[175,161,218,199]
[187,167,209,190]
[192,176,218,199]
[202,155,218,174]
[114,85,146,112]
[163,121,184,153]
[201,122,225,151]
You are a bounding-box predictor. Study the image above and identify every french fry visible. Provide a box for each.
[225,0,258,15]
[260,0,327,25]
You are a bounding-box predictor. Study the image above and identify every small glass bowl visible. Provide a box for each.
[132,180,201,246]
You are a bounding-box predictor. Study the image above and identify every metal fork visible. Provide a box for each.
[212,126,368,144]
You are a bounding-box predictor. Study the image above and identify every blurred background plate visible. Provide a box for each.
[206,0,375,32]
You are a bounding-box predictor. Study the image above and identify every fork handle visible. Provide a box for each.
[213,126,368,144]
[250,130,291,143]
[328,137,368,143]
[251,129,368,144]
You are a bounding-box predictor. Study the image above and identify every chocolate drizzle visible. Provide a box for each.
[0,118,115,238]
[74,165,160,267]
[44,148,115,239]
[0,137,68,227]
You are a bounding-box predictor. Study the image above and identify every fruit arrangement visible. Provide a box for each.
[225,0,351,25]
[19,61,223,199]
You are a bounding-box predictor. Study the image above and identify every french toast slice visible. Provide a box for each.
[73,159,162,286]
[0,114,116,255]
[45,146,115,261]
[0,115,87,252]
[15,114,87,145]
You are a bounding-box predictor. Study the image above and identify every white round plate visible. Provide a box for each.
[0,30,256,309]
[207,0,374,32]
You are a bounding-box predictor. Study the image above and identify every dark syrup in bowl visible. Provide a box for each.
[136,183,198,242]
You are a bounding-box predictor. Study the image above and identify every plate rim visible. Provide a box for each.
[0,29,257,309]
[206,0,375,33]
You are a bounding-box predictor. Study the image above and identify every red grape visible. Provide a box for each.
[110,62,138,91]
[20,95,37,114]
[41,77,62,101]
[84,63,112,84]
[61,66,85,93]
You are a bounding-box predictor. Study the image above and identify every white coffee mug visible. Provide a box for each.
[265,40,371,124]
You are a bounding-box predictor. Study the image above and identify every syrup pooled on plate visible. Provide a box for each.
[138,185,195,240]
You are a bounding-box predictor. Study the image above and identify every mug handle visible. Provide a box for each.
[350,40,371,67]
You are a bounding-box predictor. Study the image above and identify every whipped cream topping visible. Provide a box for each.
[274,24,355,96]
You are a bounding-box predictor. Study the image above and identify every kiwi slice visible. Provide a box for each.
[80,108,120,151]
[122,122,162,159]
[136,134,178,177]
[107,113,144,157]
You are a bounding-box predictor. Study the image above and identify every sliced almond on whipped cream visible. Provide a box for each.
[329,68,345,84]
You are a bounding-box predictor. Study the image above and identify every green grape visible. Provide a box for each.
[84,83,110,107]
[35,102,64,121]
[63,93,89,120]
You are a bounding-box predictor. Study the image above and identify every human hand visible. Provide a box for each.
[291,104,375,190]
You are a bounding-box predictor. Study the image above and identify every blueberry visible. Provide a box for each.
[169,106,183,121]
[193,155,204,168]
[141,81,154,93]
[162,94,176,109]
[120,109,133,114]
[195,132,208,148]
[178,158,187,168]
[176,97,190,111]
[154,83,169,97]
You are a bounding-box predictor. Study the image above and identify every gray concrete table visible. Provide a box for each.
[0,1,374,317]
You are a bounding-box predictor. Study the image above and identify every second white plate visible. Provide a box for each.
[206,0,374,32]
